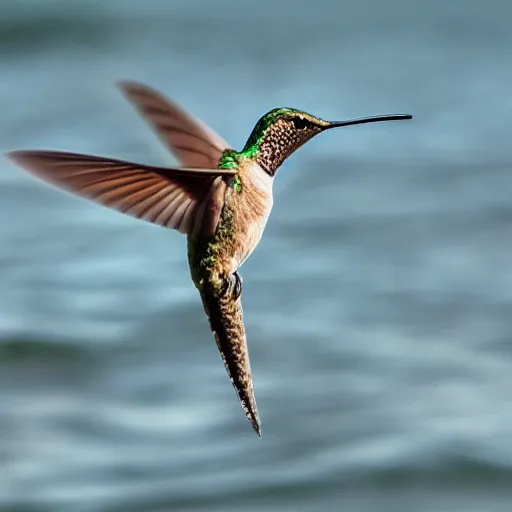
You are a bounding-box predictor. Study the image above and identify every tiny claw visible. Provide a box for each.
[232,271,242,301]
[221,272,243,300]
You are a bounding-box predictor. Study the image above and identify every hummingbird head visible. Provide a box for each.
[241,108,412,176]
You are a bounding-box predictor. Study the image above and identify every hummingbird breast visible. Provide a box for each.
[187,160,273,288]
[230,161,273,269]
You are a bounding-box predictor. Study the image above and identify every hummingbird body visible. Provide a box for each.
[6,80,412,436]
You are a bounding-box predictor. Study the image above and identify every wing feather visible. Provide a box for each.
[118,80,231,168]
[6,150,235,235]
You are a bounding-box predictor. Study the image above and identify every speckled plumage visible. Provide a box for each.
[242,108,329,175]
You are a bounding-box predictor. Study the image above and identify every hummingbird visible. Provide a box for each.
[6,81,412,436]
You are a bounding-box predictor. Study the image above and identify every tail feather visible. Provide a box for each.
[200,286,261,436]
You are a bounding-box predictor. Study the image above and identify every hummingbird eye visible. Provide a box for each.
[292,117,309,130]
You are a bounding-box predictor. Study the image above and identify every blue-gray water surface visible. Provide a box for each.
[1,1,512,510]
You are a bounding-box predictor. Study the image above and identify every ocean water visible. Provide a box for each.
[1,1,512,510]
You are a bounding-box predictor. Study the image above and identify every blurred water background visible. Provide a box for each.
[1,0,512,510]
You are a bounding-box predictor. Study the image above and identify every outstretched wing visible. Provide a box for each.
[199,282,261,436]
[6,150,235,235]
[118,80,231,168]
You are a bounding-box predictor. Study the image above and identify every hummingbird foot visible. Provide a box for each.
[221,271,243,301]
[231,271,243,301]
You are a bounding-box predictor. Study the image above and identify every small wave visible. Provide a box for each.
[0,13,115,55]
[358,456,512,488]
[0,336,96,362]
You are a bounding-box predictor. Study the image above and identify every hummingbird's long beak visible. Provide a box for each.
[326,114,413,129]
